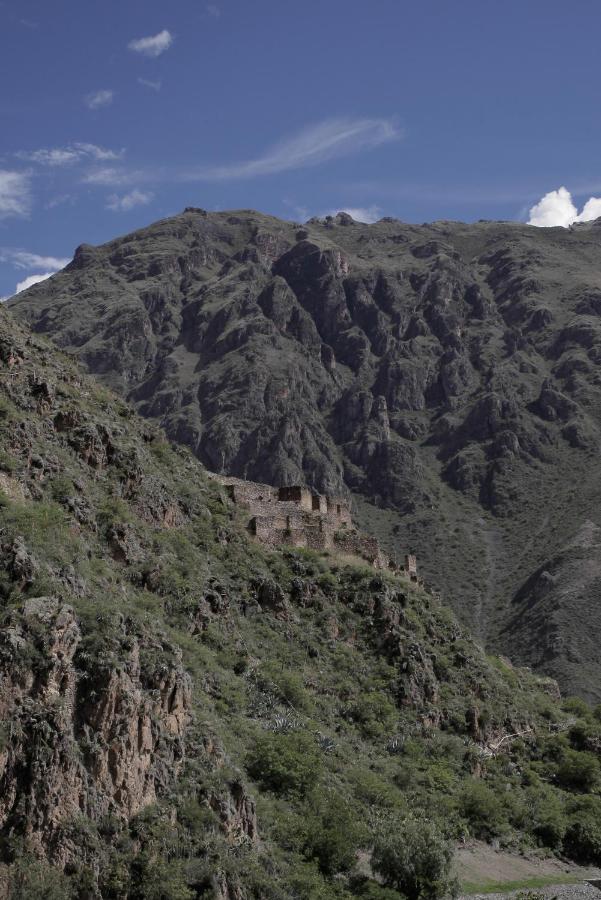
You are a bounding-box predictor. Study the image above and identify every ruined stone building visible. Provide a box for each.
[209,473,419,580]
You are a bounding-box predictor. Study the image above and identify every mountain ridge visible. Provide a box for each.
[10,207,601,699]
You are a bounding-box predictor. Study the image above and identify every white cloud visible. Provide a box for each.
[16,142,122,166]
[138,77,162,91]
[15,272,55,293]
[0,170,31,218]
[190,116,400,181]
[528,187,577,227]
[85,89,114,110]
[321,205,382,224]
[206,4,221,17]
[46,194,75,209]
[83,167,136,186]
[128,29,173,57]
[106,189,153,212]
[528,186,601,227]
[19,148,79,166]
[0,249,71,270]
[576,197,601,222]
[0,248,70,299]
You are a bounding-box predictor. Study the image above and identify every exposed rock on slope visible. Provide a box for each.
[504,521,601,704]
[0,598,190,865]
[10,210,601,693]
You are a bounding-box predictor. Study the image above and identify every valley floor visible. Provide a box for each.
[457,842,601,896]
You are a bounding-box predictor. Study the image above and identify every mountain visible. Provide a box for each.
[10,208,601,701]
[2,277,601,898]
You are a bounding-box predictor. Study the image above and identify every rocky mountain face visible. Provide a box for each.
[10,208,601,699]
[2,288,601,896]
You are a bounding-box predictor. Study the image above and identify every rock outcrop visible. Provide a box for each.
[0,597,191,865]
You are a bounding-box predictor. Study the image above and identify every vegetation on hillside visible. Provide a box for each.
[0,309,601,898]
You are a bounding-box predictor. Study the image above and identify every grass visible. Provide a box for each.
[461,874,583,894]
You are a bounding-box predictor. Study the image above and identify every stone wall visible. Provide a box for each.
[209,472,418,577]
[278,485,313,511]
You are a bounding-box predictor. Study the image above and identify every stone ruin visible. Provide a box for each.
[209,473,419,581]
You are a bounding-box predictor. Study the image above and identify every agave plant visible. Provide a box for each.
[268,714,299,734]
[387,735,404,754]
[315,732,335,753]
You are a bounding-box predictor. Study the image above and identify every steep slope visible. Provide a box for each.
[10,209,601,699]
[503,521,601,704]
[2,305,601,897]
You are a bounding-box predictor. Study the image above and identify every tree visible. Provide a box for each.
[371,815,458,900]
[246,731,323,798]
[457,779,509,839]
[564,797,601,864]
[303,792,368,875]
[556,749,600,792]
[9,857,73,900]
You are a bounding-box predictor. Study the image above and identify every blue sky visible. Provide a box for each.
[1,0,601,296]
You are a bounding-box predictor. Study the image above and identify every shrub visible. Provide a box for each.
[50,475,75,504]
[564,815,601,864]
[352,881,402,900]
[556,749,600,792]
[246,731,322,798]
[348,767,402,809]
[564,797,601,863]
[562,697,591,718]
[347,691,397,739]
[8,856,73,899]
[457,780,509,839]
[526,787,566,849]
[129,855,194,900]
[569,720,601,752]
[284,861,347,899]
[303,792,368,875]
[0,449,16,472]
[317,571,338,594]
[371,814,458,900]
[259,664,312,712]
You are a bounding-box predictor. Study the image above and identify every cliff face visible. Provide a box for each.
[10,209,601,696]
[0,598,190,866]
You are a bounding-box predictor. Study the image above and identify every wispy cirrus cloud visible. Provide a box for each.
[82,166,140,187]
[0,171,31,218]
[0,273,54,302]
[138,77,162,92]
[15,272,56,294]
[85,89,114,110]
[16,142,123,167]
[189,117,400,181]
[0,249,71,270]
[0,247,70,300]
[106,189,153,212]
[128,29,173,57]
